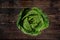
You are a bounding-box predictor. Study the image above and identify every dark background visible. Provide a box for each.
[0,0,60,40]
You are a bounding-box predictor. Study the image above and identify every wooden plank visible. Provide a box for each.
[0,0,60,40]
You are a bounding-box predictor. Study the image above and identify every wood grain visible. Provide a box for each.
[0,0,60,40]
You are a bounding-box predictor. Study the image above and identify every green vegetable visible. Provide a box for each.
[17,7,49,36]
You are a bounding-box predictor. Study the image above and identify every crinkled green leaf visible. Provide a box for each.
[17,7,49,36]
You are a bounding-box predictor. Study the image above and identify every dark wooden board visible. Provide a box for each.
[0,0,60,40]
